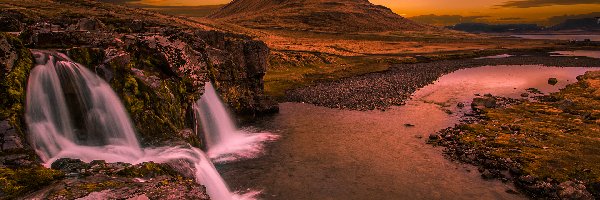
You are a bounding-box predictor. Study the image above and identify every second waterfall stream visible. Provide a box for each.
[194,82,278,163]
[25,51,274,200]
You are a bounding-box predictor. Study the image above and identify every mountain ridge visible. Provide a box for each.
[208,0,433,33]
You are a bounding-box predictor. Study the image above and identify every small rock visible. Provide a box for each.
[520,93,529,97]
[51,158,89,174]
[519,175,536,184]
[558,181,594,200]
[404,123,415,127]
[548,78,558,86]
[471,97,497,111]
[457,102,465,108]
[481,169,495,179]
[428,134,439,140]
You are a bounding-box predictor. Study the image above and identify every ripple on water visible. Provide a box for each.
[224,65,599,200]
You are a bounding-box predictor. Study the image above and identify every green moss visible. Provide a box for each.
[106,50,199,146]
[52,180,125,199]
[116,162,178,178]
[67,48,105,69]
[0,33,34,140]
[0,167,64,199]
[455,71,600,184]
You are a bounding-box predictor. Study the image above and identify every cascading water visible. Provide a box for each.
[194,82,278,163]
[25,51,250,200]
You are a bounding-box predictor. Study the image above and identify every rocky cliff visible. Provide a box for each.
[0,0,276,198]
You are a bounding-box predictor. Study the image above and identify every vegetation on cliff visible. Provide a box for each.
[0,33,32,142]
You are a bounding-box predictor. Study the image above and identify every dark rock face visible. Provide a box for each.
[13,16,277,146]
[0,33,35,168]
[0,0,275,198]
[208,39,279,115]
[0,16,21,32]
[0,120,23,151]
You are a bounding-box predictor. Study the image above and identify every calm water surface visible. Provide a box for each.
[551,50,600,59]
[222,65,598,200]
[511,34,600,41]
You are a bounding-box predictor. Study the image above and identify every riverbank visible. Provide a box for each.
[429,71,600,199]
[285,52,600,110]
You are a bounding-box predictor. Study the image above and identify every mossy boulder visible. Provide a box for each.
[39,159,209,200]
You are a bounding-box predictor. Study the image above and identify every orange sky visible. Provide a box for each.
[134,0,600,22]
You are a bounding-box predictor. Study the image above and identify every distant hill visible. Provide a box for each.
[96,0,223,17]
[208,0,433,33]
[449,23,543,33]
[551,18,600,31]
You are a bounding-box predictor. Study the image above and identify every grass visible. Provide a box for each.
[457,71,600,184]
[264,53,405,98]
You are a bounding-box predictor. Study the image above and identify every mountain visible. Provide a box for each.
[551,18,600,31]
[208,0,432,33]
[449,23,543,33]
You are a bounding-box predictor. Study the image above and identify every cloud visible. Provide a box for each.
[409,15,489,26]
[498,0,600,8]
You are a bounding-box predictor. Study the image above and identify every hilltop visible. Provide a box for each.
[208,0,431,33]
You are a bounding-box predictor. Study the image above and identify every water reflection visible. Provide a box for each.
[222,65,598,200]
[551,50,600,59]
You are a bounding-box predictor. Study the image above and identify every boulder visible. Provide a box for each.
[51,158,89,174]
[548,78,558,85]
[471,97,497,111]
[0,16,22,32]
[67,18,107,32]
[558,181,594,200]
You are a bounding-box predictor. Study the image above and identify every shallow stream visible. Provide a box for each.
[222,65,597,200]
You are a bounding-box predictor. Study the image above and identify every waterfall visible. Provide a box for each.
[194,82,278,163]
[25,51,248,200]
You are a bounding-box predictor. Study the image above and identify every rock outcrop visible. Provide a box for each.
[2,0,277,147]
[24,158,210,200]
[0,0,277,198]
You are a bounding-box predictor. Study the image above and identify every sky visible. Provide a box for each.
[132,0,600,24]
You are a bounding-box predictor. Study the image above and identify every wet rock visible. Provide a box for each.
[558,181,594,200]
[481,169,495,179]
[0,16,22,32]
[428,133,439,140]
[35,160,209,200]
[548,78,559,85]
[471,97,497,111]
[588,182,600,198]
[67,18,106,32]
[526,87,543,94]
[0,120,23,151]
[51,158,89,174]
[0,34,18,73]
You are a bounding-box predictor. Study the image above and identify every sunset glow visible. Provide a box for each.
[134,0,600,23]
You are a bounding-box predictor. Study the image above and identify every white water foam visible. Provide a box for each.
[26,51,252,200]
[194,82,278,163]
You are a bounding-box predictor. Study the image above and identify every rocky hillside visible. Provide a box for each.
[208,0,432,33]
[0,0,276,198]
